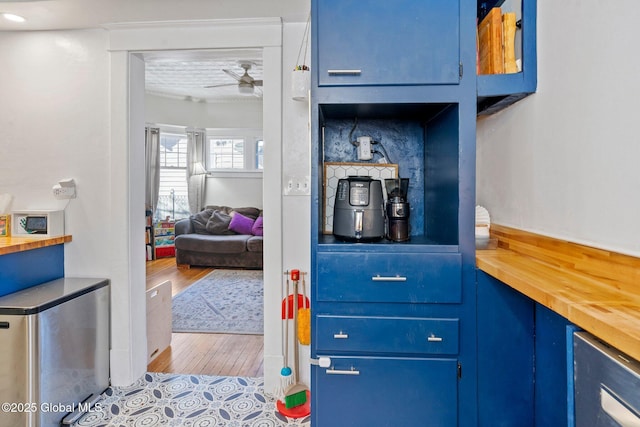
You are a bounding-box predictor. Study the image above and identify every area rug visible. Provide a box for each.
[72,373,310,427]
[172,269,263,334]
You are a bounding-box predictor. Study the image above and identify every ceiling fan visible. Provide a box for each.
[205,62,263,95]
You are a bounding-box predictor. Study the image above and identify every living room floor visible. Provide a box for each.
[145,258,264,377]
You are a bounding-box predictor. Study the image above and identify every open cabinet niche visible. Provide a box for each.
[317,102,460,248]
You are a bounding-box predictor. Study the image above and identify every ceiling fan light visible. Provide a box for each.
[238,84,254,95]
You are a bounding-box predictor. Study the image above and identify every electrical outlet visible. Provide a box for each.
[284,176,310,196]
[53,184,76,199]
[357,136,373,160]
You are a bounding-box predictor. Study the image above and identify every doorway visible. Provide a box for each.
[141,49,265,376]
[107,19,284,390]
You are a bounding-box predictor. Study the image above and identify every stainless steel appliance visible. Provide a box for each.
[574,331,640,427]
[0,277,110,427]
[332,176,385,242]
[384,178,410,242]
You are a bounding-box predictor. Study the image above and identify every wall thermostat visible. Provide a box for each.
[12,210,65,237]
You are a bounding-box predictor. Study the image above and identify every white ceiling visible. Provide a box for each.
[0,0,308,102]
[0,0,308,31]
[143,49,264,103]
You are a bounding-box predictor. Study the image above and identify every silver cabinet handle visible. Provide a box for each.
[601,386,640,425]
[371,275,407,282]
[327,69,362,75]
[333,332,349,339]
[326,367,360,376]
[427,335,443,342]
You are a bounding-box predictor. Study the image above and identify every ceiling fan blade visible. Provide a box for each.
[223,69,242,82]
[253,80,263,87]
[204,83,237,88]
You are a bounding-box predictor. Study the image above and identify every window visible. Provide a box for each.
[206,129,263,174]
[156,132,190,221]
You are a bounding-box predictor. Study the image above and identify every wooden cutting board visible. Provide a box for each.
[478,7,504,75]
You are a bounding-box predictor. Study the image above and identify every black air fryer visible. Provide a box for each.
[333,176,385,242]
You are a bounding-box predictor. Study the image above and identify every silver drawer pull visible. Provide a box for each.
[601,386,640,426]
[333,332,349,339]
[328,69,362,75]
[427,335,443,342]
[326,367,360,376]
[371,275,407,282]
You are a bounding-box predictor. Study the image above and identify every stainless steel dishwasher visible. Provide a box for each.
[574,331,640,427]
[0,277,110,427]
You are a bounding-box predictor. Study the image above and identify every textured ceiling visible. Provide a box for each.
[0,0,309,31]
[143,49,263,103]
[0,0,305,103]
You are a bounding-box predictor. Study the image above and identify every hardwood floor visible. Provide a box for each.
[145,257,264,377]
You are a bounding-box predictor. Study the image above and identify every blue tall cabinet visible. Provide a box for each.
[310,0,479,425]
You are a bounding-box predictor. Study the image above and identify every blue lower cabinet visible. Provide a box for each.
[477,270,578,427]
[477,270,535,426]
[0,245,65,297]
[312,356,458,427]
[535,304,578,427]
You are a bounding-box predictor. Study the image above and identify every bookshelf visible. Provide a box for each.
[476,0,537,115]
[154,220,176,258]
[145,210,155,261]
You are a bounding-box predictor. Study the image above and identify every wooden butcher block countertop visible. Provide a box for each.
[0,235,72,256]
[476,224,640,362]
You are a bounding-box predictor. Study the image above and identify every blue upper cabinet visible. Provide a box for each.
[476,0,537,115]
[316,0,461,86]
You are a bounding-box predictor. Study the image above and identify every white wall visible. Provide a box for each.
[146,94,263,129]
[281,21,312,387]
[476,0,640,256]
[0,29,112,277]
[204,176,263,208]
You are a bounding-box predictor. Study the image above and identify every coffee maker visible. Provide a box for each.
[384,178,410,242]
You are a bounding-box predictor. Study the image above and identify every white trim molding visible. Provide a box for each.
[108,18,283,387]
[106,18,283,52]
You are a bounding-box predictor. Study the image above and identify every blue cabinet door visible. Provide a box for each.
[477,270,535,427]
[535,304,577,427]
[312,356,458,426]
[315,0,461,86]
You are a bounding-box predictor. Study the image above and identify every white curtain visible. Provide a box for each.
[145,126,161,216]
[186,128,207,214]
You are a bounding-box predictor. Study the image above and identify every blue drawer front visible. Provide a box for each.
[313,356,458,427]
[316,252,461,303]
[316,315,459,355]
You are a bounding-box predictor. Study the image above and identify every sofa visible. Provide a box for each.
[174,205,263,269]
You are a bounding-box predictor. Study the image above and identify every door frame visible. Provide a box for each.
[107,18,283,386]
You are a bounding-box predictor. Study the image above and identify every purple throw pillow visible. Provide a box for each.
[252,216,263,236]
[228,212,255,235]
